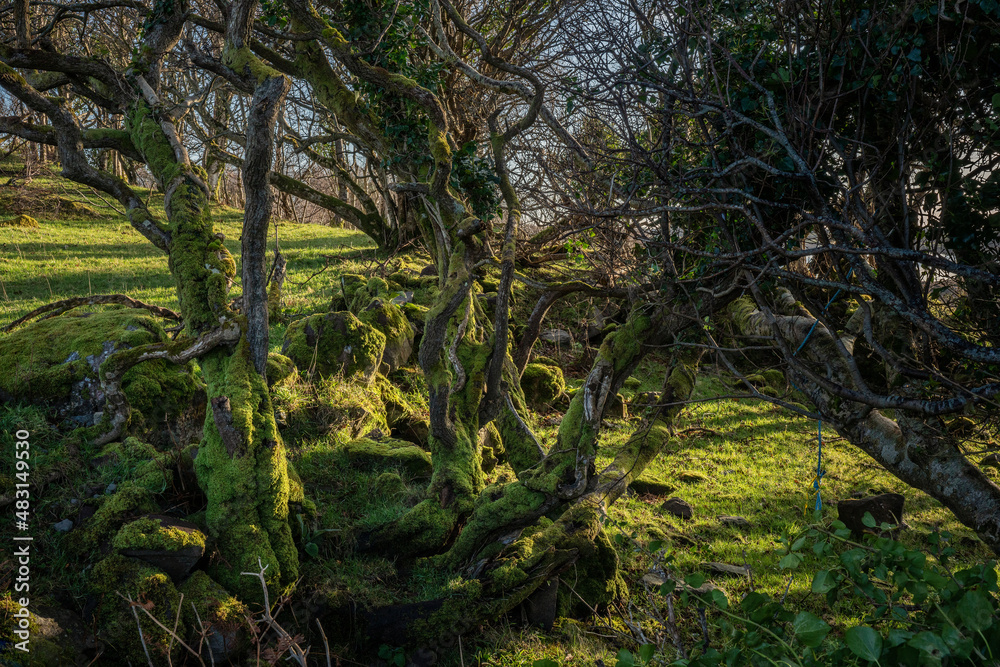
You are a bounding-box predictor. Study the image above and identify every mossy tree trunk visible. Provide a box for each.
[0,0,300,601]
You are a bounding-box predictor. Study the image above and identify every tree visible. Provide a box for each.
[0,0,743,652]
[552,0,1000,550]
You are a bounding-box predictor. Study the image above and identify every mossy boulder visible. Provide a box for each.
[89,554,185,664]
[359,300,415,374]
[281,311,385,383]
[341,437,433,477]
[520,363,566,410]
[744,369,786,396]
[265,352,296,387]
[332,273,394,313]
[0,308,206,444]
[0,214,38,228]
[179,571,248,663]
[113,515,207,581]
[94,437,171,492]
[72,483,158,547]
[57,197,99,218]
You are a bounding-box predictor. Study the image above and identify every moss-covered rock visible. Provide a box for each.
[0,214,38,227]
[113,515,207,581]
[265,352,296,387]
[89,555,185,664]
[95,437,171,492]
[72,483,158,547]
[341,437,433,477]
[520,363,566,410]
[281,311,385,383]
[0,308,205,443]
[359,300,415,374]
[57,198,99,218]
[374,471,407,497]
[179,571,248,663]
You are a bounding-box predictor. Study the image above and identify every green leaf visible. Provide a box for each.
[792,611,831,647]
[812,570,838,594]
[615,649,635,667]
[305,542,319,558]
[957,590,994,632]
[638,644,656,662]
[908,632,950,662]
[533,660,559,667]
[862,512,877,528]
[845,626,883,661]
[685,573,706,589]
[779,553,803,569]
[992,92,1000,111]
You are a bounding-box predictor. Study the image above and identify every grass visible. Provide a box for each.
[0,163,995,666]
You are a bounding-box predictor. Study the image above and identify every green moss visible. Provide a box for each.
[374,471,407,497]
[281,311,386,382]
[178,571,248,640]
[341,437,432,477]
[112,516,206,552]
[0,309,202,435]
[266,352,296,387]
[195,342,298,602]
[74,484,158,546]
[89,555,184,664]
[96,438,170,492]
[0,214,38,228]
[521,363,566,410]
[359,301,415,373]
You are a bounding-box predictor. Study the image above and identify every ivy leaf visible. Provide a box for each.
[792,611,831,647]
[845,626,882,661]
[957,590,993,632]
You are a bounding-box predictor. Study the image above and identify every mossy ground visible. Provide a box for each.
[0,162,994,665]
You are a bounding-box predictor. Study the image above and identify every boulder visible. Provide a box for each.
[837,493,905,538]
[281,311,385,383]
[629,477,676,496]
[341,437,433,477]
[540,328,572,345]
[702,562,751,577]
[0,309,206,444]
[179,571,248,664]
[359,300,415,374]
[0,213,38,227]
[89,554,185,664]
[660,497,694,521]
[113,514,207,582]
[718,515,751,528]
[265,352,296,387]
[520,363,566,410]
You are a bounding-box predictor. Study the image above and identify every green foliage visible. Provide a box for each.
[640,519,1000,666]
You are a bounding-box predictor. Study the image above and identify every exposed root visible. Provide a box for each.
[3,294,181,332]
